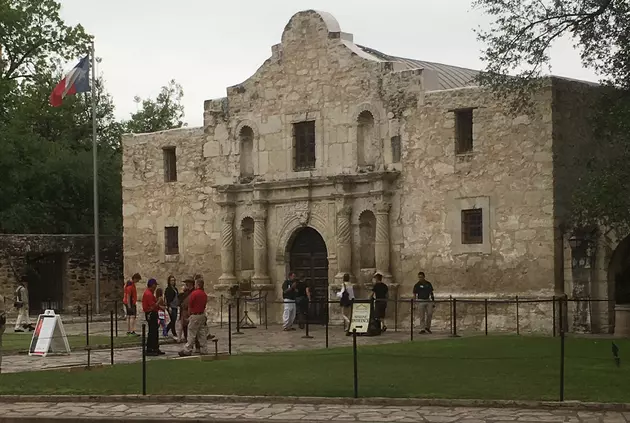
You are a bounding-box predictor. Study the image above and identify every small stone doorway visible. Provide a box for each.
[26,252,65,313]
[289,227,328,325]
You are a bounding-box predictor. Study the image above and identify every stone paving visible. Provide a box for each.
[0,400,626,422]
[1,324,442,374]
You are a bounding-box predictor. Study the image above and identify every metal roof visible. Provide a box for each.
[356,45,479,90]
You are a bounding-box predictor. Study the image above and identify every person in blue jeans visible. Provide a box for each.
[164,275,179,339]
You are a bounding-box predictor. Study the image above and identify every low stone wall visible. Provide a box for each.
[0,234,123,315]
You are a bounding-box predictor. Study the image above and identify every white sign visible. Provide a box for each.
[28,310,71,357]
[349,302,371,334]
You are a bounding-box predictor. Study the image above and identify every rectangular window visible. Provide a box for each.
[163,147,177,182]
[164,226,179,255]
[455,109,474,154]
[461,209,483,244]
[391,136,401,163]
[293,121,316,171]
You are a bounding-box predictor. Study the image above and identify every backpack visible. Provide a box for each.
[14,286,24,309]
[340,289,351,307]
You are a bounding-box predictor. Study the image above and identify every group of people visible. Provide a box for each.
[122,273,212,357]
[282,270,437,335]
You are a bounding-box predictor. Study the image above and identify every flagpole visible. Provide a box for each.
[91,40,101,315]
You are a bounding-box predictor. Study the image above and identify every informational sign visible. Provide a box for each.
[28,310,71,357]
[349,300,372,334]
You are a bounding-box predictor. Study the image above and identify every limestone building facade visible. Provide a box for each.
[122,10,630,334]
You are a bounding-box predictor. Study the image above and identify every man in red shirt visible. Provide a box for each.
[123,273,140,336]
[142,278,164,356]
[179,278,209,356]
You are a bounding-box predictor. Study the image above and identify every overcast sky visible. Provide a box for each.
[59,0,598,127]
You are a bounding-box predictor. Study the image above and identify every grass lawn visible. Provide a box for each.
[1,332,142,354]
[0,336,628,402]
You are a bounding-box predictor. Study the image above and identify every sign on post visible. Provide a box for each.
[349,300,372,334]
[28,310,71,357]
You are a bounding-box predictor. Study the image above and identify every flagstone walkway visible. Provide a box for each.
[1,325,443,374]
[0,400,625,422]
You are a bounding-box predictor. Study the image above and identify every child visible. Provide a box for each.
[155,288,168,337]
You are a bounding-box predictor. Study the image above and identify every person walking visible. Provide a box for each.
[281,272,297,331]
[337,273,355,333]
[164,275,179,339]
[179,278,209,356]
[413,271,436,334]
[123,273,140,336]
[0,293,6,373]
[371,273,389,333]
[294,275,311,330]
[142,278,164,356]
[14,278,32,332]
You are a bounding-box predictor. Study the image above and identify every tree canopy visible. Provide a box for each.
[474,0,630,234]
[0,0,186,235]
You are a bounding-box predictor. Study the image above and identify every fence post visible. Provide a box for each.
[552,296,557,337]
[110,310,114,366]
[451,298,459,337]
[484,298,488,336]
[410,299,414,341]
[234,296,243,335]
[394,296,398,332]
[114,300,118,337]
[85,303,90,347]
[141,323,146,396]
[264,294,268,330]
[352,329,358,399]
[325,299,329,349]
[516,295,520,335]
[558,298,564,401]
[228,303,232,355]
[220,295,223,329]
[449,295,453,334]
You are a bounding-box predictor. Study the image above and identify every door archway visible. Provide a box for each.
[609,235,630,305]
[288,227,328,324]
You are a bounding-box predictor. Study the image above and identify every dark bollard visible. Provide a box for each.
[484,298,488,336]
[394,297,398,332]
[352,329,358,398]
[552,296,557,337]
[115,300,118,337]
[110,310,114,366]
[449,295,453,334]
[228,304,232,355]
[450,298,459,337]
[325,300,329,349]
[213,339,219,359]
[558,298,564,401]
[85,303,90,347]
[234,297,243,335]
[516,295,520,335]
[302,303,313,339]
[264,294,268,330]
[410,299,414,341]
[142,323,147,396]
[220,295,224,329]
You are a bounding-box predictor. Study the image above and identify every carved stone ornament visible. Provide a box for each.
[376,201,392,214]
[297,210,310,227]
[337,205,352,217]
[221,211,235,224]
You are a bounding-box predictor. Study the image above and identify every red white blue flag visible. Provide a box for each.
[49,55,90,107]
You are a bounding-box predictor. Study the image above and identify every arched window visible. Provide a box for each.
[359,210,376,268]
[357,110,375,167]
[241,217,254,270]
[239,126,254,178]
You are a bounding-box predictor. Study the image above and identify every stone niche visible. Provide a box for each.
[0,234,122,315]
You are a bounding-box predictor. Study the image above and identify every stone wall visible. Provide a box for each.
[0,234,122,315]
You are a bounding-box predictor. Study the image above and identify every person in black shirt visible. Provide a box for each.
[371,273,389,332]
[294,274,311,329]
[413,271,435,334]
[164,275,179,338]
[281,272,298,331]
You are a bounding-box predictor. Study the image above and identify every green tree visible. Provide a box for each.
[123,79,185,134]
[474,0,630,233]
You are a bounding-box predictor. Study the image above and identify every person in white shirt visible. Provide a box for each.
[336,273,355,334]
[14,278,32,332]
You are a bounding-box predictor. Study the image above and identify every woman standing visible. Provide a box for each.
[164,275,179,339]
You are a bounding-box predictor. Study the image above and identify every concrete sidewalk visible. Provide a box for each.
[0,397,627,423]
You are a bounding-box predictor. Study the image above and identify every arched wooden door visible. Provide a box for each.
[289,227,328,324]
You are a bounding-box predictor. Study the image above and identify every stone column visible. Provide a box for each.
[375,201,392,283]
[218,208,236,287]
[252,207,270,285]
[335,205,353,284]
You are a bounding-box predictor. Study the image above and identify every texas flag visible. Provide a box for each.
[49,55,90,107]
